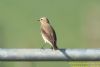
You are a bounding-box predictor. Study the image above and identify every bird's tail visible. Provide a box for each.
[53,42,58,50]
[53,45,58,50]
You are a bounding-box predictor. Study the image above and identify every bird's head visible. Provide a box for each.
[38,17,49,23]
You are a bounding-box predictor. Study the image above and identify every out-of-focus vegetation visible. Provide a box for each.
[0,0,100,67]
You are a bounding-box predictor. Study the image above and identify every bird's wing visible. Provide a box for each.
[41,26,57,45]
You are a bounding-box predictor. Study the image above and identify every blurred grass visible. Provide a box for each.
[0,0,100,67]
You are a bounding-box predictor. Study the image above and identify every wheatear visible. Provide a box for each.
[38,17,58,50]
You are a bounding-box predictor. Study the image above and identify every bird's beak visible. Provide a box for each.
[37,19,40,21]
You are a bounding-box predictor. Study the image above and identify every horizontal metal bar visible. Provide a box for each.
[0,48,100,61]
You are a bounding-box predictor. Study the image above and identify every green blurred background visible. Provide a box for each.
[0,0,100,67]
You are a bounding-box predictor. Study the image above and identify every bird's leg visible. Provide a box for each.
[50,46,53,49]
[41,44,45,49]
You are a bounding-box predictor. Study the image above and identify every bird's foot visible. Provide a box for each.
[50,47,53,49]
[41,46,44,49]
[41,44,45,49]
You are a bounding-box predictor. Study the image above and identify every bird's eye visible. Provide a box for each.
[41,18,43,20]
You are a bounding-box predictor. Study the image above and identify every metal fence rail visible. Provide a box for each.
[0,48,100,61]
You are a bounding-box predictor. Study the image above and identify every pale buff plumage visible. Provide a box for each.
[38,17,58,50]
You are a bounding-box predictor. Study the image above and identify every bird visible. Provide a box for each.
[38,17,58,50]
